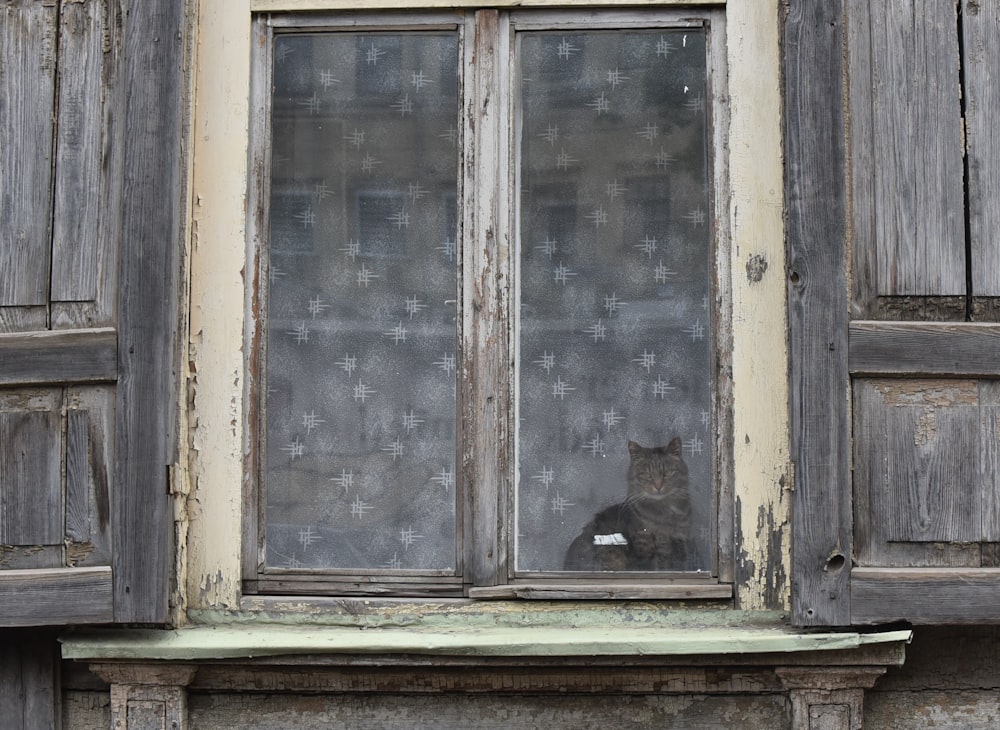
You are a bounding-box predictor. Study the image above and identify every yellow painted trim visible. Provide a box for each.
[184,0,253,612]
[183,0,788,615]
[726,0,790,611]
[252,0,720,11]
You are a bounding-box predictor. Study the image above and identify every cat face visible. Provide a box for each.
[626,437,688,500]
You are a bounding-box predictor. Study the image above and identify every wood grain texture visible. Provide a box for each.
[0,327,117,385]
[980,381,1000,541]
[461,10,510,587]
[852,568,1000,624]
[0,630,59,730]
[0,567,113,626]
[113,0,185,623]
[784,0,851,626]
[0,0,56,308]
[51,0,103,304]
[0,410,61,546]
[850,0,965,298]
[963,0,1000,298]
[468,583,732,600]
[849,321,1000,376]
[64,398,113,567]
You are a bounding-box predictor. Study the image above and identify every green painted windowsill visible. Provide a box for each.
[60,608,911,662]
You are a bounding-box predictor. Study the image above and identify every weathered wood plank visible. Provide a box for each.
[964,0,1000,298]
[864,0,965,297]
[51,0,104,304]
[0,0,57,308]
[113,0,185,623]
[0,629,59,730]
[0,567,113,626]
[0,410,61,546]
[884,395,979,542]
[65,387,114,567]
[981,381,1000,541]
[784,0,851,626]
[468,583,732,600]
[852,568,1000,624]
[849,322,1000,376]
[52,0,125,330]
[0,327,117,385]
[462,10,510,587]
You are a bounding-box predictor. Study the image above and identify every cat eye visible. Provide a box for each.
[247,8,728,598]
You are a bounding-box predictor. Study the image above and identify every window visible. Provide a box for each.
[245,8,730,598]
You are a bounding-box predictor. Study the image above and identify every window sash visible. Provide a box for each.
[245,8,731,596]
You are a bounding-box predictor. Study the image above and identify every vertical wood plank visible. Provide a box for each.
[785,0,852,625]
[51,0,125,330]
[866,0,965,297]
[0,630,60,730]
[981,381,1000,541]
[64,396,113,567]
[51,0,104,303]
[963,0,1000,298]
[113,0,185,622]
[0,0,57,308]
[0,410,62,546]
[462,10,510,586]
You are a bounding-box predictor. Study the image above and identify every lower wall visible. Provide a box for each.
[866,628,1000,730]
[60,629,1000,730]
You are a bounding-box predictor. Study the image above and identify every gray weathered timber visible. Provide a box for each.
[52,0,126,330]
[848,0,965,299]
[468,583,733,600]
[849,322,1000,376]
[0,630,59,730]
[112,0,185,623]
[462,10,510,587]
[981,381,1000,541]
[785,0,852,626]
[65,395,113,568]
[0,327,117,385]
[964,0,1000,298]
[0,410,61,546]
[0,0,56,310]
[0,567,113,626]
[852,568,1000,624]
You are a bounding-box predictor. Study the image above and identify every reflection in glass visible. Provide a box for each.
[516,29,713,573]
[263,32,460,572]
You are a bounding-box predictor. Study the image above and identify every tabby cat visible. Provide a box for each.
[563,437,691,571]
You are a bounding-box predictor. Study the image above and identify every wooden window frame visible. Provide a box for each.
[241,6,734,600]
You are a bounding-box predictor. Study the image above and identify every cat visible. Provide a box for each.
[563,437,691,572]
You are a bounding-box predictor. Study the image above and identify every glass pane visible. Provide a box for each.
[516,29,713,573]
[263,32,460,572]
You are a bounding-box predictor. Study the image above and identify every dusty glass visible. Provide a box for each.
[515,29,713,573]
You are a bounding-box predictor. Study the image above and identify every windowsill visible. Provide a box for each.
[60,609,910,663]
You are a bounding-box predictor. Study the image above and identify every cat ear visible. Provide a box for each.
[666,437,682,455]
[627,440,641,457]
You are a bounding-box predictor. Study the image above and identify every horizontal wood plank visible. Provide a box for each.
[0,567,113,626]
[0,327,116,385]
[851,568,1000,625]
[469,583,733,600]
[849,322,1000,376]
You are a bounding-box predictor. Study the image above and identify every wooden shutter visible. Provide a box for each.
[788,0,1000,626]
[0,0,183,626]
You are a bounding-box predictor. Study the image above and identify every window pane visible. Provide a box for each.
[516,29,713,573]
[263,32,460,572]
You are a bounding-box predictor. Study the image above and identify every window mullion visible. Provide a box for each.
[462,9,512,588]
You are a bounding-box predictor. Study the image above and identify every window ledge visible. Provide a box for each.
[60,610,910,663]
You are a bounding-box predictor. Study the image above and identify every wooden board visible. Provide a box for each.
[0,328,117,385]
[0,567,113,626]
[112,0,185,623]
[847,0,965,300]
[0,0,56,310]
[963,0,1000,298]
[852,568,1000,624]
[784,0,852,625]
[0,410,61,546]
[849,322,1000,376]
[0,629,59,730]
